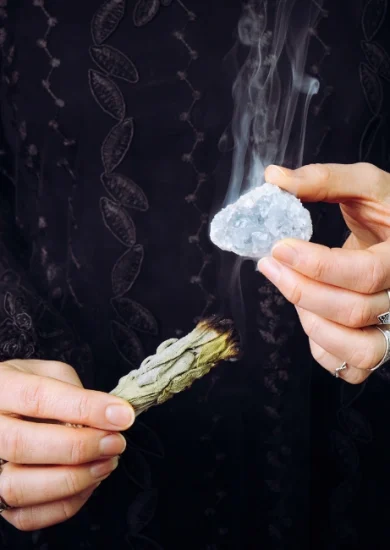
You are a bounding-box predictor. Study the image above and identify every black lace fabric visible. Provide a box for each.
[0,1,389,549]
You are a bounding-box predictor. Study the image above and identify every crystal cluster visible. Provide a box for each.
[210,183,312,259]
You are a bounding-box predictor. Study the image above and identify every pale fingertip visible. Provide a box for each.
[90,456,119,479]
[271,241,299,267]
[265,165,293,181]
[99,433,127,457]
[105,401,134,429]
[257,257,282,284]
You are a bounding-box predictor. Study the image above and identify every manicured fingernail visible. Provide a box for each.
[105,403,134,428]
[99,433,126,456]
[90,456,119,479]
[271,242,298,266]
[266,165,293,180]
[258,257,282,283]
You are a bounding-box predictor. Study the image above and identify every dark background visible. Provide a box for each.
[0,1,389,549]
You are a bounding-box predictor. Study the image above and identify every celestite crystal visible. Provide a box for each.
[210,183,312,259]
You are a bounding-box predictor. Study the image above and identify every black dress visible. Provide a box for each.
[0,1,389,549]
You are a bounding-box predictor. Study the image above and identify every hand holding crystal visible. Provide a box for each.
[258,162,390,384]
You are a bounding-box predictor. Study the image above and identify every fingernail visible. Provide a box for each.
[266,165,293,180]
[90,456,119,479]
[105,403,134,428]
[99,433,126,456]
[258,257,282,283]
[271,242,298,266]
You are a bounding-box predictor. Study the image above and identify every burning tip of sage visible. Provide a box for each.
[110,315,240,417]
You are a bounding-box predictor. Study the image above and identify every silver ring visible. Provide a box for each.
[0,495,12,513]
[0,459,12,512]
[377,290,390,324]
[370,326,390,371]
[335,362,347,378]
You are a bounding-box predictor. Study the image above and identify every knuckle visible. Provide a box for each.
[50,361,76,376]
[357,162,381,184]
[69,437,89,465]
[312,163,331,184]
[311,256,327,282]
[300,312,318,340]
[0,475,22,508]
[285,281,303,306]
[18,378,45,417]
[61,499,77,522]
[74,394,91,424]
[63,469,82,497]
[349,334,377,370]
[0,427,25,463]
[364,253,387,294]
[345,299,372,328]
[346,369,369,385]
[11,509,36,532]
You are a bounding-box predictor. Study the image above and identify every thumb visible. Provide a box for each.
[264,162,390,203]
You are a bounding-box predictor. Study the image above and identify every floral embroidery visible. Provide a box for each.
[0,292,35,359]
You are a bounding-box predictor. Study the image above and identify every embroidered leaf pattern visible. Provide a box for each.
[338,408,373,443]
[359,115,382,161]
[111,297,158,334]
[126,490,158,535]
[101,118,134,174]
[111,244,144,297]
[133,0,160,27]
[89,70,126,120]
[90,45,139,83]
[101,173,149,210]
[362,40,385,69]
[4,292,15,317]
[111,320,144,367]
[1,271,20,285]
[100,198,136,247]
[362,0,387,41]
[359,62,383,114]
[91,0,126,45]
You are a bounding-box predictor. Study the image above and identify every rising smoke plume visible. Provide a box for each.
[221,0,323,206]
[214,0,324,339]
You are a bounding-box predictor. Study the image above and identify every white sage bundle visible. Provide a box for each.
[110,316,240,416]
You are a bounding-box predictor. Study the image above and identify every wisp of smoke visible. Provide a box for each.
[222,0,323,206]
[215,0,324,341]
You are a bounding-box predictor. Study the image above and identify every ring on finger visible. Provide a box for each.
[0,460,13,512]
[377,290,390,325]
[334,362,348,378]
[0,494,13,513]
[370,326,390,372]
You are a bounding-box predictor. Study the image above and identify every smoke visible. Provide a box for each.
[221,0,323,206]
[215,0,324,340]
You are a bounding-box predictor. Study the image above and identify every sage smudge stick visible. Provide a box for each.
[110,316,240,416]
[60,317,239,428]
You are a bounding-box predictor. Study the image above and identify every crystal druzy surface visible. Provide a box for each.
[210,183,312,259]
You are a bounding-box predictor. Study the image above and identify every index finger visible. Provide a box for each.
[0,367,134,431]
[270,239,390,295]
[264,162,389,203]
